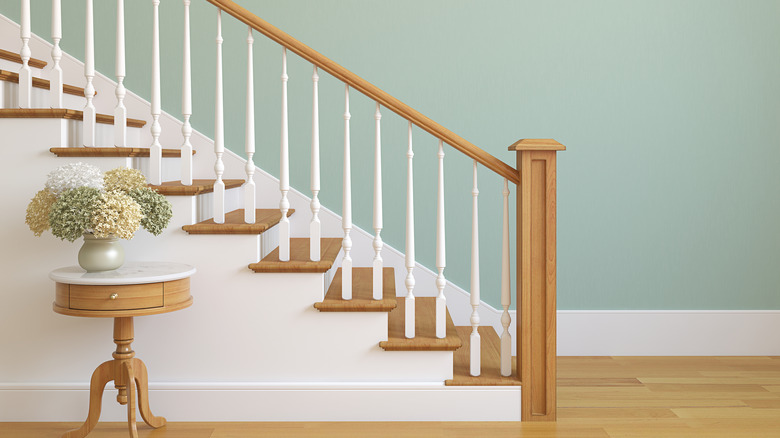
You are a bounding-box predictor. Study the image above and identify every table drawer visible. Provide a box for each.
[69,283,164,311]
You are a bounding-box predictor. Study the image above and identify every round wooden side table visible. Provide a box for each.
[50,262,196,438]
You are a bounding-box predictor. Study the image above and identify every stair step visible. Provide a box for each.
[0,48,46,68]
[148,179,244,196]
[249,238,342,273]
[314,267,397,312]
[182,209,294,235]
[379,297,462,351]
[50,147,192,158]
[445,326,521,386]
[0,69,90,97]
[0,109,145,127]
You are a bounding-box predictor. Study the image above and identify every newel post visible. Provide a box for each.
[509,138,565,421]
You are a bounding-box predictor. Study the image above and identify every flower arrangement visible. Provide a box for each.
[25,163,172,242]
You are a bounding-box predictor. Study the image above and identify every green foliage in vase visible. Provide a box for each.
[127,187,173,236]
[49,187,101,242]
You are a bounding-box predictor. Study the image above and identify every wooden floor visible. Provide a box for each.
[2,357,779,437]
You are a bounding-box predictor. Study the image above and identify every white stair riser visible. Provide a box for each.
[0,57,44,73]
[3,117,141,148]
[192,188,242,224]
[133,156,186,189]
[0,79,84,110]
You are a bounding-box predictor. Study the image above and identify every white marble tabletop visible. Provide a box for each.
[49,261,196,285]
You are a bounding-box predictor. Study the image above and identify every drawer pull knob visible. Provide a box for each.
[109,293,119,300]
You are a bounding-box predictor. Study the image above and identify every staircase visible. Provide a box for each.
[0,0,563,423]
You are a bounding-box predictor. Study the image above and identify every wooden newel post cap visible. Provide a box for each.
[507,138,566,151]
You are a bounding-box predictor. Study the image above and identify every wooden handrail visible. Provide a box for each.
[204,0,519,185]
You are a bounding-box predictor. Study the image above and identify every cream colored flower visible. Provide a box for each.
[103,167,148,193]
[91,191,143,240]
[25,189,57,236]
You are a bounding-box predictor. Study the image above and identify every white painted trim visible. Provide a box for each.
[0,384,521,422]
[0,381,504,390]
[558,310,780,356]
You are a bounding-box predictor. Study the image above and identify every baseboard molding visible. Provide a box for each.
[0,383,521,422]
[558,310,780,356]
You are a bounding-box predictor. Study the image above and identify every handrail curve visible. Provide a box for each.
[205,0,519,185]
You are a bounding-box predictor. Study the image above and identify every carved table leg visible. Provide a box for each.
[124,361,139,438]
[132,358,167,428]
[61,360,113,438]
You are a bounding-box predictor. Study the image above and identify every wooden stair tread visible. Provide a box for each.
[314,267,397,312]
[182,209,294,234]
[50,147,193,158]
[148,179,244,196]
[0,48,46,68]
[445,326,521,386]
[249,238,342,273]
[0,69,91,97]
[0,109,145,127]
[379,297,462,351]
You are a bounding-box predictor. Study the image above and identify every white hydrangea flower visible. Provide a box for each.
[44,162,104,195]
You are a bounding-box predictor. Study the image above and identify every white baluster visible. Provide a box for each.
[405,122,416,339]
[50,0,63,108]
[213,10,225,224]
[181,0,193,185]
[435,140,447,339]
[310,66,321,261]
[18,0,31,108]
[278,48,290,260]
[372,103,383,300]
[500,178,512,376]
[114,0,127,147]
[341,85,353,300]
[244,27,256,223]
[82,0,96,146]
[470,160,481,376]
[149,0,162,182]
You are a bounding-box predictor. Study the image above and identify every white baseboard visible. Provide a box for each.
[0,383,521,422]
[558,310,780,356]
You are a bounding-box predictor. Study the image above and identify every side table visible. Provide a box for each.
[50,262,196,438]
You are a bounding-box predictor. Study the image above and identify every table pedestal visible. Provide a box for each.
[62,317,166,438]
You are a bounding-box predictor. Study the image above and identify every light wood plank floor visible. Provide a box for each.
[2,357,779,437]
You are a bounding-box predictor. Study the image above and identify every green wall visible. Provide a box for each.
[4,0,779,310]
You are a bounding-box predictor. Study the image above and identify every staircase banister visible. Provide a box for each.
[204,0,519,185]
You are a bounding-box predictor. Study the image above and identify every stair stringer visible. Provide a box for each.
[0,13,523,421]
[0,10,518,355]
[0,111,521,423]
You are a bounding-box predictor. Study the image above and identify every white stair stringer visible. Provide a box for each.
[0,13,522,422]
